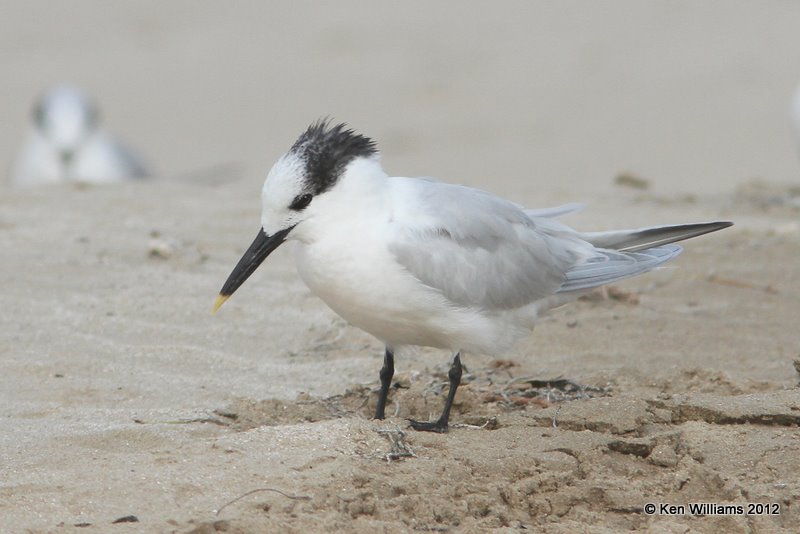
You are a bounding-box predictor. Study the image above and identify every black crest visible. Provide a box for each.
[290,119,378,195]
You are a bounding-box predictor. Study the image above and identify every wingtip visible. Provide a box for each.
[212,294,230,314]
[707,220,734,233]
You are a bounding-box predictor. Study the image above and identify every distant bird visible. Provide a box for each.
[214,120,732,432]
[11,85,149,187]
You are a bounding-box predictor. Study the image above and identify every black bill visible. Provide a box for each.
[213,226,292,312]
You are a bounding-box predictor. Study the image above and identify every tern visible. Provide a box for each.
[214,120,731,432]
[11,85,149,187]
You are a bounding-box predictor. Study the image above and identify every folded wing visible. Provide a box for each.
[389,178,732,308]
[388,181,591,310]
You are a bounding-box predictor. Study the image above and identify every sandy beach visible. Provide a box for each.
[2,2,800,532]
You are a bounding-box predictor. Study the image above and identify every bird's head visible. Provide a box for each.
[214,119,378,312]
[33,85,100,160]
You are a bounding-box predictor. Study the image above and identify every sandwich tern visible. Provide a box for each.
[11,85,149,187]
[214,120,732,432]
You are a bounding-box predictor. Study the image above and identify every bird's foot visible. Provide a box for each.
[408,417,449,433]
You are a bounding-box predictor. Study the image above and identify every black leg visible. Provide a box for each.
[409,352,462,433]
[374,347,395,420]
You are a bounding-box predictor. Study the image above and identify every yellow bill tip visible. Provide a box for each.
[212,294,230,314]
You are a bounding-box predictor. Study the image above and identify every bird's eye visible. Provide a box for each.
[289,193,313,211]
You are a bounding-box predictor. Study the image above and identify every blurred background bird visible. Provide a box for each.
[11,84,150,187]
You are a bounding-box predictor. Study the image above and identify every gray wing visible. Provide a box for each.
[388,180,591,310]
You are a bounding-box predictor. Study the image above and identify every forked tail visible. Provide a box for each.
[557,221,732,293]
